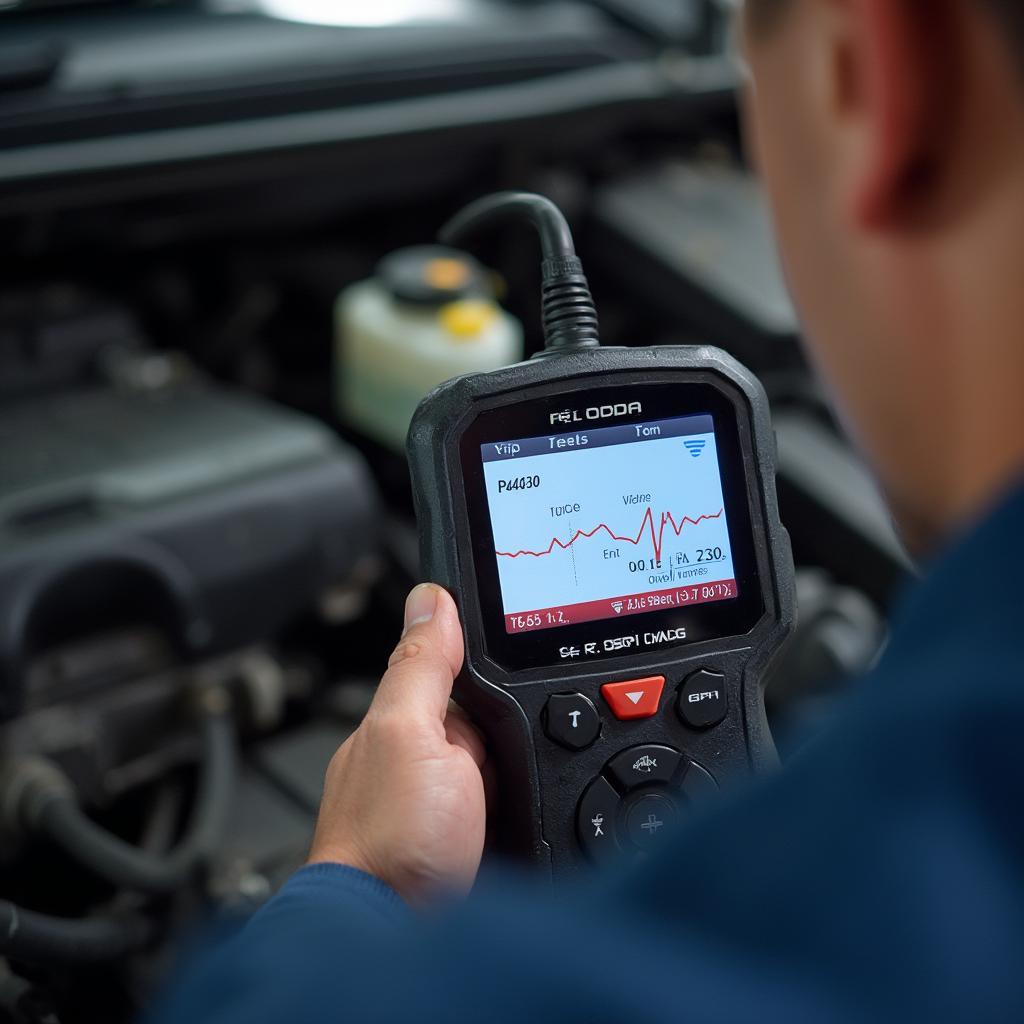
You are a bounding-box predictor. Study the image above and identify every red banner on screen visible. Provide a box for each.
[504,579,738,634]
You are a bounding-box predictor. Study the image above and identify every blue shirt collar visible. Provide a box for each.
[885,480,1024,660]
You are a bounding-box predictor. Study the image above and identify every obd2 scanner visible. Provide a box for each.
[408,194,795,876]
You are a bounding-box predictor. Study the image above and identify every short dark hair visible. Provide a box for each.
[989,0,1024,57]
[748,0,1024,63]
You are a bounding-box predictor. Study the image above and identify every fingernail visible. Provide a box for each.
[403,584,438,633]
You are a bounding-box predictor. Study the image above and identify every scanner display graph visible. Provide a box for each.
[481,415,740,634]
[495,507,726,564]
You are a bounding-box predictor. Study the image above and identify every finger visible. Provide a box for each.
[373,584,465,720]
[401,583,464,676]
[429,587,465,676]
[444,704,486,767]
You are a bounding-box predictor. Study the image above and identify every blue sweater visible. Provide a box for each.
[154,487,1024,1023]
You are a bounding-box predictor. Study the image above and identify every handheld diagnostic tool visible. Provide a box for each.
[408,194,795,875]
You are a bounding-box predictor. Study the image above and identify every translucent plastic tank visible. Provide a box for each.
[336,246,523,452]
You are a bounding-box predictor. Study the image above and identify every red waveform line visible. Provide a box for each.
[496,508,724,563]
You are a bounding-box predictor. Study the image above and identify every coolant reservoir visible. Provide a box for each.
[336,246,523,452]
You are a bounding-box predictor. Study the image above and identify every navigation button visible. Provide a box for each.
[606,744,682,790]
[543,693,601,751]
[625,792,678,850]
[677,670,727,729]
[601,676,665,720]
[576,776,622,864]
[678,760,719,805]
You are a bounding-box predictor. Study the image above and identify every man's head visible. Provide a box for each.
[740,0,1024,554]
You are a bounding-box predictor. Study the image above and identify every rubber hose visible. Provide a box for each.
[32,713,234,895]
[0,901,152,965]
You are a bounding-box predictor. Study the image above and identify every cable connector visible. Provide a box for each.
[440,191,600,354]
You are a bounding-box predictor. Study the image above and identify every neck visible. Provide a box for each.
[919,178,1024,548]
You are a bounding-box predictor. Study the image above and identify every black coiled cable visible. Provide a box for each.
[440,191,601,353]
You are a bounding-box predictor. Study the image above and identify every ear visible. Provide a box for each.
[835,0,960,228]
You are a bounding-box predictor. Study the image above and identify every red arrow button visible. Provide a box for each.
[600,677,665,720]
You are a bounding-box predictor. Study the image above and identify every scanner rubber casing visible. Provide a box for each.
[408,346,795,878]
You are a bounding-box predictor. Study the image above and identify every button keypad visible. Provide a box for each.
[543,693,601,751]
[576,776,622,864]
[625,792,679,849]
[606,744,682,790]
[677,670,727,730]
[575,744,719,863]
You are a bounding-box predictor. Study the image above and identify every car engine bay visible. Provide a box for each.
[0,1,905,1019]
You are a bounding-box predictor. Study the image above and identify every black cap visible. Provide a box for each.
[376,246,493,308]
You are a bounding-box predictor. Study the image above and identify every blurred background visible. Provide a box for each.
[0,1,908,1020]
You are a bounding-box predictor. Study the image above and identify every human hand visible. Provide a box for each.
[308,584,487,905]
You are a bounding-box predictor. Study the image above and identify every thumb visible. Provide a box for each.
[373,584,465,721]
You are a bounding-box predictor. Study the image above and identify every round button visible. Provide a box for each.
[577,776,622,864]
[624,792,678,850]
[606,744,682,791]
[678,760,719,805]
[544,693,601,751]
[677,670,727,730]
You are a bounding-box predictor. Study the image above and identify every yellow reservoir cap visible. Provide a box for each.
[439,299,499,340]
[424,258,472,291]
